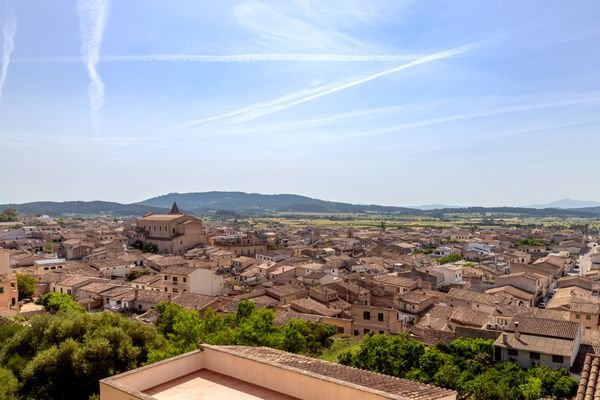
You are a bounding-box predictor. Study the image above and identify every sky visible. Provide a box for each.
[0,0,599,207]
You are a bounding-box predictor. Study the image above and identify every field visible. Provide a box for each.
[206,212,600,231]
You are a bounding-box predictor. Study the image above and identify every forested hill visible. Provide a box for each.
[137,191,416,214]
[2,192,600,217]
[0,201,167,217]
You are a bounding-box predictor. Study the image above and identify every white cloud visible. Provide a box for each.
[13,53,422,64]
[232,0,400,53]
[0,16,16,103]
[175,41,480,129]
[77,0,110,130]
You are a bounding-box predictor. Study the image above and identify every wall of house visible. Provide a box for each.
[570,310,600,329]
[0,274,18,315]
[497,347,571,369]
[350,305,404,336]
[189,268,224,296]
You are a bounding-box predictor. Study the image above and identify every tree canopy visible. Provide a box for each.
[338,334,577,400]
[16,273,36,301]
[149,300,334,362]
[38,293,85,314]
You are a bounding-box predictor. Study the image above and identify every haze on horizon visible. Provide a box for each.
[0,0,599,207]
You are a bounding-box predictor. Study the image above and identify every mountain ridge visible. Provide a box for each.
[1,192,600,217]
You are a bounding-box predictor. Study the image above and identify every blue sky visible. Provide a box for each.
[0,0,599,206]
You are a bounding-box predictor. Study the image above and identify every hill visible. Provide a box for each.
[137,191,417,214]
[0,201,167,217]
[527,198,600,209]
[2,193,600,218]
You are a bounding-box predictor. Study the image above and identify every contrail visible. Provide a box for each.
[13,53,422,64]
[175,42,480,128]
[77,0,110,130]
[341,96,600,139]
[0,16,16,103]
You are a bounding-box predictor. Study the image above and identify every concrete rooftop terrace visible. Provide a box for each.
[100,344,457,400]
[145,369,299,400]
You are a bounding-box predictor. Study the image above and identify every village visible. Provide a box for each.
[2,202,600,382]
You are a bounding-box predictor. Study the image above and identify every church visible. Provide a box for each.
[137,202,207,255]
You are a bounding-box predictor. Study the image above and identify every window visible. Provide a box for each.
[164,276,167,280]
[586,315,592,320]
[354,330,359,336]
[508,349,518,357]
[172,288,178,293]
[530,352,540,360]
[379,330,384,334]
[363,311,371,320]
[364,328,370,334]
[576,313,580,319]
[378,313,384,322]
[552,355,564,363]
[0,287,3,294]
[183,277,187,283]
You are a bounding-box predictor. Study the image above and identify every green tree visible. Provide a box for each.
[418,347,451,382]
[340,334,425,378]
[16,273,36,300]
[0,367,18,400]
[281,321,308,354]
[438,254,463,264]
[43,241,54,253]
[38,293,84,314]
[142,243,158,253]
[125,270,150,281]
[1,311,164,400]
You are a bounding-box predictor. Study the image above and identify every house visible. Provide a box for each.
[445,288,511,312]
[60,239,95,260]
[432,246,455,258]
[290,297,341,317]
[397,290,435,315]
[301,271,335,286]
[351,304,405,336]
[493,272,547,302]
[434,264,464,287]
[32,258,66,274]
[231,256,258,272]
[99,345,457,400]
[485,286,535,307]
[102,286,136,311]
[132,289,172,312]
[137,203,207,255]
[0,250,18,315]
[493,316,582,369]
[211,233,267,257]
[450,230,472,242]
[267,265,297,284]
[53,275,107,297]
[373,274,418,295]
[265,285,307,305]
[91,259,134,278]
[161,264,225,296]
[129,274,161,291]
[531,255,569,279]
[255,250,292,263]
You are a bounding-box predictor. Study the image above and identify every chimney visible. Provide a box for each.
[514,321,520,340]
[502,333,508,344]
